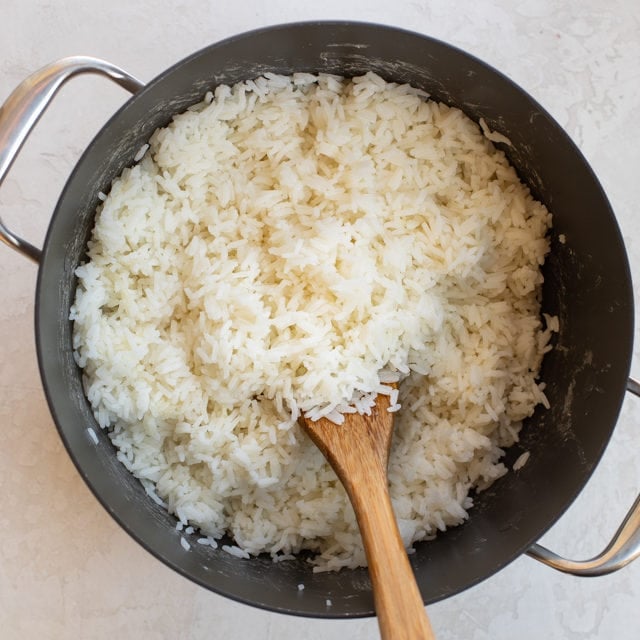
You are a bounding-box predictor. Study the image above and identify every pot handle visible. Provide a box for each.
[0,56,144,263]
[526,376,640,576]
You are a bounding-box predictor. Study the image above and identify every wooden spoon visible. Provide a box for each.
[300,390,436,640]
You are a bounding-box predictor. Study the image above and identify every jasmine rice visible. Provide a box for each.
[70,72,553,571]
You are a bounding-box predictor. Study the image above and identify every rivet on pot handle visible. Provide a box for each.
[526,376,640,576]
[0,56,144,263]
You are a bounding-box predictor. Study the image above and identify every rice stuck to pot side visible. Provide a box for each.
[70,72,554,571]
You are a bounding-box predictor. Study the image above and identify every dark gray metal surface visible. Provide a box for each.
[25,22,634,617]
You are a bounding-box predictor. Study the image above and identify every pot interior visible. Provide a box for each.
[35,22,633,617]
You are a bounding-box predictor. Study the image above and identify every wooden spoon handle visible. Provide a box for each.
[347,465,435,640]
[301,394,434,639]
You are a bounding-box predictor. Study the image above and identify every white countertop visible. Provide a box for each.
[1,1,639,638]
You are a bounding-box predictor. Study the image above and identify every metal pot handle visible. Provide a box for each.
[0,56,144,263]
[526,376,640,576]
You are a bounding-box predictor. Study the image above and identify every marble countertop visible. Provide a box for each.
[1,1,639,638]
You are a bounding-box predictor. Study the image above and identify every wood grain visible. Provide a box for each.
[300,392,435,640]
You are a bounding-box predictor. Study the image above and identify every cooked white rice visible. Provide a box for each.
[222,544,251,559]
[197,536,218,549]
[70,72,553,570]
[513,451,531,471]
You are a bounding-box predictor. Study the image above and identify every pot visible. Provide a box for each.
[1,21,639,618]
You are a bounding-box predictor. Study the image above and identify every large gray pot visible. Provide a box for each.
[1,21,639,618]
